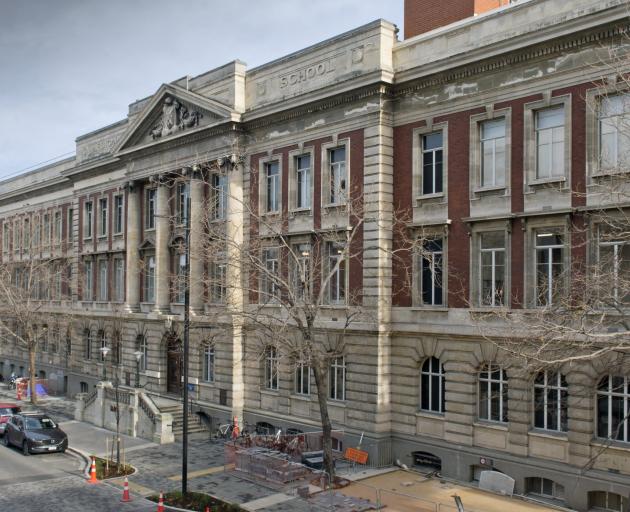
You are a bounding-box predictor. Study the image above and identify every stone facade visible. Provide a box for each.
[1,1,630,509]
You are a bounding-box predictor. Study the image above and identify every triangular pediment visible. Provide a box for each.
[116,84,239,153]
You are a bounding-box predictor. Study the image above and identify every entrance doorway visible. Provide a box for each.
[166,335,182,396]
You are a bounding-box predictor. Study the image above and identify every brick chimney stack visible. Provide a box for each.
[404,0,512,39]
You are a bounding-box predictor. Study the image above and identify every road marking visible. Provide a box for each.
[167,463,235,481]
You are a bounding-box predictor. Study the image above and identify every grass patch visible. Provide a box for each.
[92,456,134,479]
[147,491,243,511]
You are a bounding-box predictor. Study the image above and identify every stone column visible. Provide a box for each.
[189,177,205,313]
[125,182,141,312]
[154,180,170,313]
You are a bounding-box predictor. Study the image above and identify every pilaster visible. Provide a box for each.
[189,177,205,313]
[125,182,141,312]
[154,181,170,313]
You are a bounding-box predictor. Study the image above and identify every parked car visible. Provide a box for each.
[2,413,68,455]
[0,403,20,436]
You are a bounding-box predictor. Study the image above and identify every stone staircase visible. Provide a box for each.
[157,403,208,438]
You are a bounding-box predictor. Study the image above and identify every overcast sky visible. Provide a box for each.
[0,0,402,180]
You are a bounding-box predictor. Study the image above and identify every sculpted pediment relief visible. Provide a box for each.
[116,84,238,153]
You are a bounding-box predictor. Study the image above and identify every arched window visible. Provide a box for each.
[135,335,148,371]
[84,329,92,360]
[479,363,508,423]
[98,330,107,361]
[533,371,567,432]
[264,346,278,390]
[203,345,215,383]
[420,357,445,414]
[588,491,627,512]
[525,477,565,501]
[597,375,630,442]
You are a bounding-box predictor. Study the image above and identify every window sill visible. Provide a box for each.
[113,232,124,237]
[416,410,445,420]
[468,306,510,313]
[327,399,346,406]
[528,429,568,440]
[591,438,630,451]
[291,393,311,401]
[415,193,445,203]
[591,169,630,179]
[97,235,107,240]
[529,177,566,187]
[289,208,312,216]
[410,306,449,312]
[144,227,155,233]
[473,185,507,195]
[322,203,347,209]
[474,421,508,430]
[260,388,279,395]
[261,211,281,218]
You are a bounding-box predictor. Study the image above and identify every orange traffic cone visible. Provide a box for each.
[157,491,165,512]
[87,457,99,484]
[121,476,132,502]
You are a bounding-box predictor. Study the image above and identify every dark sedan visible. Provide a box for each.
[2,413,68,455]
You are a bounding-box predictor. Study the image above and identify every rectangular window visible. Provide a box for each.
[329,357,346,401]
[598,229,630,305]
[98,260,108,301]
[295,362,310,395]
[327,242,346,305]
[3,223,9,251]
[145,189,156,230]
[144,255,155,303]
[176,182,189,225]
[53,267,62,299]
[13,220,20,250]
[536,108,565,179]
[265,347,278,390]
[174,253,186,303]
[114,195,124,234]
[33,216,40,248]
[599,93,630,172]
[67,208,74,244]
[480,119,506,187]
[43,214,51,245]
[296,154,311,209]
[99,198,108,237]
[211,174,228,220]
[535,230,564,306]
[480,232,505,307]
[265,162,280,213]
[23,219,30,250]
[84,260,93,301]
[262,247,280,300]
[84,202,93,239]
[292,243,311,300]
[54,211,62,243]
[113,258,125,302]
[422,132,444,195]
[203,346,215,382]
[211,261,226,304]
[420,239,443,306]
[329,147,347,205]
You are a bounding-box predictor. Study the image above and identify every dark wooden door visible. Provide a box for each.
[167,350,182,395]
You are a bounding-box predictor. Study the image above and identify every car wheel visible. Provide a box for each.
[22,441,30,456]
[2,435,8,447]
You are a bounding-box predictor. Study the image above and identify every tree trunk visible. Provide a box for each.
[28,345,37,404]
[312,363,335,484]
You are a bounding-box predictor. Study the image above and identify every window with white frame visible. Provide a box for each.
[83,202,93,239]
[479,363,508,423]
[598,228,630,304]
[12,220,20,251]
[33,216,40,248]
[480,232,505,307]
[3,223,10,251]
[145,188,156,230]
[328,147,347,205]
[264,346,278,390]
[53,267,62,299]
[535,107,565,180]
[143,254,155,303]
[262,247,280,300]
[67,208,74,243]
[480,119,506,188]
[43,213,51,245]
[265,161,280,213]
[98,330,107,362]
[597,375,630,442]
[114,195,124,234]
[422,132,443,195]
[295,361,310,395]
[84,260,93,301]
[211,173,228,220]
[136,335,148,371]
[292,243,311,300]
[420,357,445,414]
[23,218,30,250]
[98,260,108,301]
[176,182,189,225]
[203,345,215,383]
[329,356,346,401]
[296,154,311,209]
[525,478,565,501]
[210,260,226,304]
[174,253,186,303]
[326,241,346,305]
[599,93,630,172]
[419,238,443,306]
[535,230,564,307]
[113,258,125,302]
[54,211,62,243]
[533,371,567,432]
[588,491,627,512]
[84,329,93,360]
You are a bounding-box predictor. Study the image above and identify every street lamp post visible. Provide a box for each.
[134,350,143,388]
[100,346,110,381]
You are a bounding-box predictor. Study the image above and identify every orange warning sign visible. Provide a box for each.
[344,447,368,464]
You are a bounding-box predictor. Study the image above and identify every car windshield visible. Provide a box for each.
[24,417,56,430]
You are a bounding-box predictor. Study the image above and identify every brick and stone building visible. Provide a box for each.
[1,0,630,509]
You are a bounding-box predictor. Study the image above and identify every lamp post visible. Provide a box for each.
[134,350,143,388]
[100,346,110,381]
